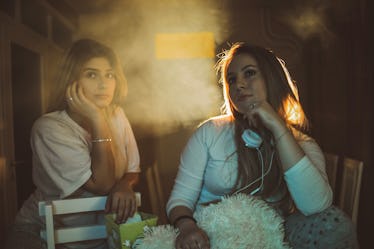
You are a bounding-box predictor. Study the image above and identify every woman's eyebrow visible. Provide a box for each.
[241,65,257,72]
[82,67,113,72]
[82,67,99,72]
[227,64,257,75]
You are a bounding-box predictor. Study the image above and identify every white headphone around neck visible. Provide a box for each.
[241,129,262,149]
[235,129,275,195]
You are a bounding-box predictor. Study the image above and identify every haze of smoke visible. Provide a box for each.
[77,0,230,136]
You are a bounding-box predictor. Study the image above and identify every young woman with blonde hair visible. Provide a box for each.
[6,39,140,249]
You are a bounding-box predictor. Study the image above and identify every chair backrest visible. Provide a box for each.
[39,193,141,249]
[338,157,364,225]
[146,162,167,224]
[324,152,339,196]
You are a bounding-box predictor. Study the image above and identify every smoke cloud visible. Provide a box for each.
[76,0,231,136]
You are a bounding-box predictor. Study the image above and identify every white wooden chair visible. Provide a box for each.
[39,193,141,249]
[338,157,364,225]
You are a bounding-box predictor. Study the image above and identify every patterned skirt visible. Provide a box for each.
[285,205,359,249]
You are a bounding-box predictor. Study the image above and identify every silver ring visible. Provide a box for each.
[250,103,255,109]
[67,97,73,101]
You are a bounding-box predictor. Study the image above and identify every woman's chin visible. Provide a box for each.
[95,101,111,109]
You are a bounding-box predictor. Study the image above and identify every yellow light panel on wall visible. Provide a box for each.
[155,32,215,59]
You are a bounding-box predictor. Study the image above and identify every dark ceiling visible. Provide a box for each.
[62,0,117,14]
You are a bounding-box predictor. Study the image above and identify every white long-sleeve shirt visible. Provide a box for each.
[167,115,332,216]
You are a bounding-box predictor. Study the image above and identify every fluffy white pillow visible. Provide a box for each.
[137,194,291,249]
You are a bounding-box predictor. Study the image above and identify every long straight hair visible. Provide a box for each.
[216,42,309,197]
[48,39,129,179]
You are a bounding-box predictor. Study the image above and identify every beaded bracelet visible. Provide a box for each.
[91,138,112,143]
[173,215,197,227]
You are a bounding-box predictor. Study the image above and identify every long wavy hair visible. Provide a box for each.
[48,39,129,179]
[216,42,309,197]
[47,38,127,112]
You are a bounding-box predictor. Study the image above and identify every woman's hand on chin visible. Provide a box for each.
[66,82,105,122]
[243,101,285,132]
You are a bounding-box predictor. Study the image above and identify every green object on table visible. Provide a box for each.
[105,212,158,249]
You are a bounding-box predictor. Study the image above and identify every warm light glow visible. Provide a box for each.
[297,11,319,30]
[283,96,305,126]
[277,57,306,127]
[155,32,215,59]
[284,6,335,44]
[289,10,321,40]
[277,57,299,101]
[77,1,230,136]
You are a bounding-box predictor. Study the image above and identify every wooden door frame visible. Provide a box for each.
[0,12,64,243]
[0,18,19,244]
